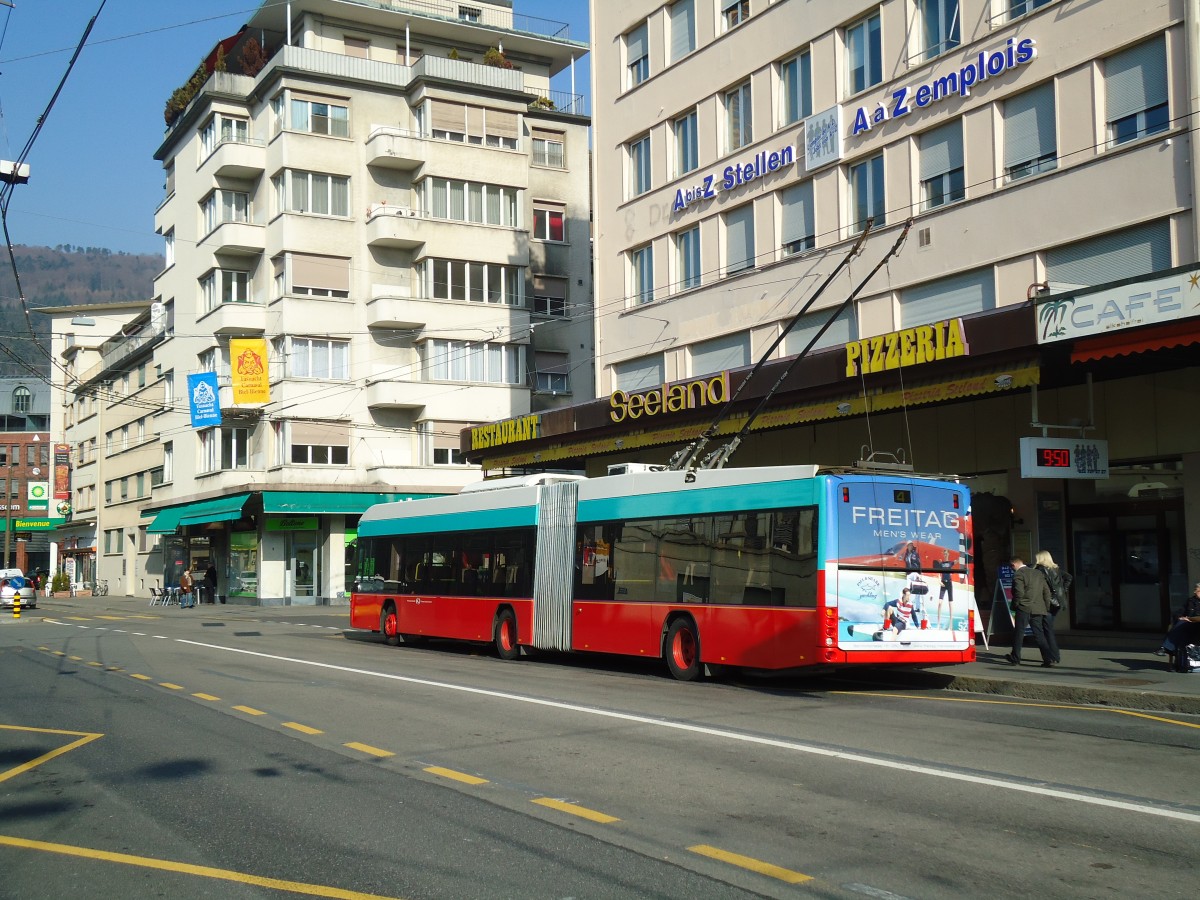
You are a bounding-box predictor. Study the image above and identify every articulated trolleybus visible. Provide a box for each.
[350,465,975,680]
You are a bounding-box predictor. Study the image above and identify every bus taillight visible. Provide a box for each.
[823,606,838,646]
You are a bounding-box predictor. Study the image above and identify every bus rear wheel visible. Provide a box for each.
[665,618,702,681]
[380,603,400,647]
[493,609,520,661]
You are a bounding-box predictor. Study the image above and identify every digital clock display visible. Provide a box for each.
[1036,448,1071,468]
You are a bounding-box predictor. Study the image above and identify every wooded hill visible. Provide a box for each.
[0,245,163,377]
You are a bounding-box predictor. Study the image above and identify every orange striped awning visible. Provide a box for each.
[1071,319,1200,364]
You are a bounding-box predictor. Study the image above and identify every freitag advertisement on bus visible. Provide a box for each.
[826,478,973,651]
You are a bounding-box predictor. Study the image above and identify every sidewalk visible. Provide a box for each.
[6,595,1198,714]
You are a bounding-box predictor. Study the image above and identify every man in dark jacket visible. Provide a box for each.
[1004,557,1056,667]
[1161,583,1200,672]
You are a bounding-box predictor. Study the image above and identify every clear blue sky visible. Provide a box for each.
[0,0,589,256]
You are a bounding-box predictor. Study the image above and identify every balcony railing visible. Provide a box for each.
[381,0,571,40]
[527,89,588,117]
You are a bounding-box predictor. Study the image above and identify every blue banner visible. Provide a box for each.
[187,372,222,428]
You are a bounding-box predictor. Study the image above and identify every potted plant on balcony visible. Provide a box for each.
[483,47,513,69]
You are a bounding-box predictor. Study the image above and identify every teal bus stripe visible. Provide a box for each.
[579,478,823,523]
[359,505,536,537]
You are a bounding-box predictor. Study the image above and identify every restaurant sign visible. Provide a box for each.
[845,319,969,377]
[1037,266,1200,343]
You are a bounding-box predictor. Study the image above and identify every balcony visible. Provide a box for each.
[364,378,430,410]
[199,301,268,336]
[200,220,265,256]
[366,289,426,330]
[366,204,424,250]
[367,287,531,335]
[423,139,529,188]
[201,137,267,180]
[269,294,356,336]
[366,127,425,170]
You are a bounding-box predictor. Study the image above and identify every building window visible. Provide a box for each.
[162,442,173,483]
[781,51,812,126]
[532,202,566,242]
[1004,82,1056,181]
[532,351,571,393]
[626,22,649,88]
[631,244,654,304]
[433,447,467,465]
[722,0,751,31]
[1007,0,1052,22]
[277,337,350,380]
[780,181,815,256]
[531,129,565,167]
[691,332,749,377]
[425,177,518,226]
[629,134,651,197]
[675,110,698,176]
[1106,38,1169,147]
[428,100,518,148]
[164,229,175,268]
[782,307,858,356]
[280,253,351,298]
[1045,220,1170,290]
[724,203,755,275]
[423,340,524,384]
[201,426,251,473]
[458,5,482,22]
[670,0,696,63]
[200,114,249,156]
[676,226,701,291]
[201,269,251,311]
[919,120,965,210]
[726,81,753,152]
[613,354,664,392]
[344,36,369,58]
[847,11,883,95]
[11,386,30,413]
[531,275,568,316]
[289,97,349,137]
[427,259,522,305]
[917,0,959,61]
[900,268,995,327]
[105,529,121,555]
[201,189,249,232]
[273,169,350,217]
[848,153,885,233]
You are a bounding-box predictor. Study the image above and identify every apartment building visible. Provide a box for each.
[0,377,52,576]
[48,0,591,603]
[463,0,1200,632]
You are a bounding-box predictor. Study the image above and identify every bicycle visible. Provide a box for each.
[93,580,109,597]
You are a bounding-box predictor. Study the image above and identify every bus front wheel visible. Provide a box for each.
[380,603,400,647]
[494,609,520,661]
[665,618,702,681]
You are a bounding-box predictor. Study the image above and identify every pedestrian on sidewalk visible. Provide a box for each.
[1004,557,1056,667]
[179,568,196,608]
[203,564,218,605]
[1034,549,1071,663]
[1159,582,1200,672]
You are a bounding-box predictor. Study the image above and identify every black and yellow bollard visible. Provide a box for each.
[12,591,20,620]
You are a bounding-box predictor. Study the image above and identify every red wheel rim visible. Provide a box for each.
[500,618,515,652]
[383,610,397,638]
[672,628,696,670]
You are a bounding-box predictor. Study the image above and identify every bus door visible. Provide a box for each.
[827,479,971,651]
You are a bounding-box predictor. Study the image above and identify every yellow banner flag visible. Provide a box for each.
[230,338,270,404]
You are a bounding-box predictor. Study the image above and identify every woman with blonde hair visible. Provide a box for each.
[1034,549,1072,664]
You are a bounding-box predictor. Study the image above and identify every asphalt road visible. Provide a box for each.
[1,601,1197,900]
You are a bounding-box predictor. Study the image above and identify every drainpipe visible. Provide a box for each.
[406,23,410,65]
[1188,0,1200,261]
[570,53,576,112]
[286,2,292,46]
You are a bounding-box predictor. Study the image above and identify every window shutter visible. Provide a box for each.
[781,181,814,247]
[291,421,349,446]
[344,37,369,59]
[1106,38,1167,122]
[613,354,664,392]
[291,254,350,293]
[486,109,519,140]
[465,105,484,138]
[627,23,648,62]
[1046,220,1170,288]
[899,269,995,327]
[532,274,567,298]
[783,308,857,355]
[535,351,569,374]
[919,120,963,181]
[431,100,465,132]
[1004,82,1055,168]
[691,332,750,375]
[725,204,755,273]
[670,0,696,62]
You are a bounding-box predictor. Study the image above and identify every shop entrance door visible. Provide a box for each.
[292,539,317,600]
[1070,506,1185,630]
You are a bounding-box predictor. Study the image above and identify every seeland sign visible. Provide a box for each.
[610,371,730,423]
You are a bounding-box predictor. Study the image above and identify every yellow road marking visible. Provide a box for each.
[424,766,488,786]
[232,705,266,716]
[832,691,1200,730]
[0,726,104,785]
[158,683,184,691]
[94,616,125,621]
[129,674,152,681]
[106,666,122,672]
[0,834,405,900]
[66,617,90,621]
[88,662,104,668]
[689,845,812,884]
[283,722,323,735]
[52,651,65,656]
[532,797,619,823]
[36,646,48,651]
[67,656,83,661]
[344,742,394,758]
[192,693,220,702]
[126,615,160,619]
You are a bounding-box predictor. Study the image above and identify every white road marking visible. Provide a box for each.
[171,638,1200,824]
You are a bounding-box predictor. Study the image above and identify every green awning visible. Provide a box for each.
[176,493,252,527]
[262,491,431,516]
[147,508,184,534]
